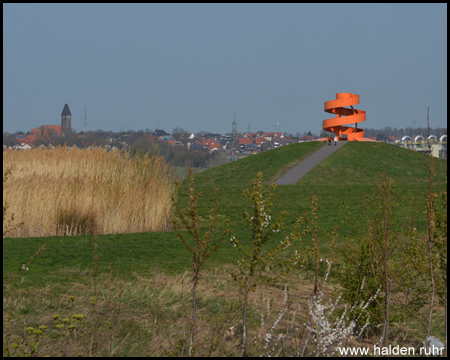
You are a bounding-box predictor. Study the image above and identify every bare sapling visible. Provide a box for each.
[339,166,417,347]
[375,110,447,356]
[171,168,230,357]
[364,169,415,347]
[425,107,436,345]
[300,196,339,356]
[229,172,308,356]
[403,109,446,351]
[423,107,446,352]
[433,173,447,356]
[303,196,322,296]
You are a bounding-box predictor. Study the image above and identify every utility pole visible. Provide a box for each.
[232,110,238,161]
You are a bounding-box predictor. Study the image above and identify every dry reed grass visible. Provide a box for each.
[3,146,175,237]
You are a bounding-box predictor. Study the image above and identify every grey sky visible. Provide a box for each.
[3,4,447,135]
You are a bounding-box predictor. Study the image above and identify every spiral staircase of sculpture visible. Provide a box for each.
[323,93,366,141]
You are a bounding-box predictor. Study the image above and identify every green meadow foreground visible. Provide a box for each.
[3,142,447,356]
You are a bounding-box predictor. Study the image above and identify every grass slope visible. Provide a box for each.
[4,141,447,283]
[3,141,446,356]
[187,141,446,235]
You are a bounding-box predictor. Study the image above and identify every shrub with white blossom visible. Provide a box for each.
[304,260,378,357]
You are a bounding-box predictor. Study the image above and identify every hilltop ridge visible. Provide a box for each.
[181,141,447,236]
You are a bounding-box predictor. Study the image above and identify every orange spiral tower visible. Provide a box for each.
[323,93,366,141]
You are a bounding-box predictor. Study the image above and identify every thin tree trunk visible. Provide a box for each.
[383,280,391,348]
[383,221,390,348]
[189,277,197,357]
[314,243,319,295]
[445,285,447,357]
[425,106,436,352]
[426,234,436,341]
[300,326,310,357]
[241,276,251,357]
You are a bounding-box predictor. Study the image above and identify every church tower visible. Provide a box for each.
[61,104,72,136]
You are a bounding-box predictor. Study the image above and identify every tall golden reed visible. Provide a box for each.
[3,146,176,237]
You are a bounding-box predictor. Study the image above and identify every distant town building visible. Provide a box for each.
[61,104,72,136]
[152,129,170,138]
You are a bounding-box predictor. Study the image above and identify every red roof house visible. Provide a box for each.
[239,138,253,145]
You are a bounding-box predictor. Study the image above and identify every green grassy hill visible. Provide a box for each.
[3,141,447,283]
[3,140,447,357]
[184,141,446,235]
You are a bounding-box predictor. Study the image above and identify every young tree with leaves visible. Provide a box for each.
[337,168,417,346]
[171,168,230,357]
[229,172,307,356]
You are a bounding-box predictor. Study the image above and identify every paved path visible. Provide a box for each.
[275,141,347,185]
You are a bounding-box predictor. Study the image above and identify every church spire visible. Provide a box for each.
[61,104,72,136]
[61,103,71,116]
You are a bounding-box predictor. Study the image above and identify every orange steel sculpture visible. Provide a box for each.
[323,93,366,141]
